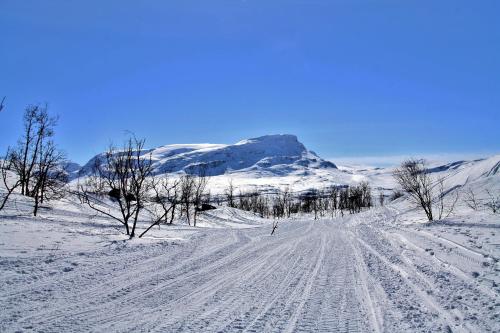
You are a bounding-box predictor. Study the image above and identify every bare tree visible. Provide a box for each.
[236,190,270,218]
[225,179,236,208]
[140,176,180,238]
[3,104,66,215]
[168,182,180,224]
[32,140,68,216]
[300,189,320,219]
[279,187,292,218]
[436,177,459,220]
[347,186,362,214]
[272,188,292,219]
[338,187,348,216]
[463,187,479,211]
[389,189,404,201]
[270,218,279,235]
[393,159,434,221]
[214,193,223,206]
[328,186,339,217]
[128,141,154,237]
[178,175,194,225]
[359,181,372,209]
[272,188,290,219]
[378,192,385,207]
[0,149,21,211]
[78,137,153,238]
[203,190,211,206]
[485,189,499,214]
[192,168,209,226]
[333,184,372,214]
[10,105,58,197]
[177,169,210,227]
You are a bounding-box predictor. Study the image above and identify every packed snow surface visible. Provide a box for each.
[1,205,499,332]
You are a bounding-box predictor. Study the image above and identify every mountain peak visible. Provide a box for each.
[79,134,336,177]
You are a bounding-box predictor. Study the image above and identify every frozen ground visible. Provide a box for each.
[1,195,499,332]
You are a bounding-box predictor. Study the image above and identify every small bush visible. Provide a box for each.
[389,190,404,201]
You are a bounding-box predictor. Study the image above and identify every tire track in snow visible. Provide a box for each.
[348,211,495,332]
[6,209,497,333]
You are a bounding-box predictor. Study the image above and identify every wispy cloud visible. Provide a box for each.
[329,152,496,168]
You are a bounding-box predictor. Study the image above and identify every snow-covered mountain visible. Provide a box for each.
[78,134,337,177]
[75,134,499,196]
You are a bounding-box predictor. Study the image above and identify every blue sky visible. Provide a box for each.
[0,0,499,164]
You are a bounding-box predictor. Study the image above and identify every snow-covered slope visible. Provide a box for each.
[78,134,336,178]
[1,196,499,332]
[341,154,500,194]
[432,155,500,190]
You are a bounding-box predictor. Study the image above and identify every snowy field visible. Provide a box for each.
[1,193,499,332]
[1,153,499,332]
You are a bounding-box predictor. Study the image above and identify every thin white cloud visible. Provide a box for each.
[329,152,496,168]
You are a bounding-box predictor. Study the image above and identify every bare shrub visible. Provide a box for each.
[379,192,385,206]
[463,187,479,211]
[4,104,67,215]
[389,190,404,201]
[0,150,21,211]
[225,179,236,208]
[393,159,434,221]
[192,168,209,226]
[140,176,180,238]
[78,137,153,238]
[436,177,459,220]
[485,190,499,214]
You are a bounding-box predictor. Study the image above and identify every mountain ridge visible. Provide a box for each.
[77,134,337,177]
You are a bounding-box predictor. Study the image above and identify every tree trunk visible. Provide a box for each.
[169,205,175,224]
[124,219,130,236]
[130,209,140,238]
[33,190,39,216]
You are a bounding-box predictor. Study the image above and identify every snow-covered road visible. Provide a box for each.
[1,208,499,332]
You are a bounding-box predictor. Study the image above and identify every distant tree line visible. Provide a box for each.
[219,182,373,220]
